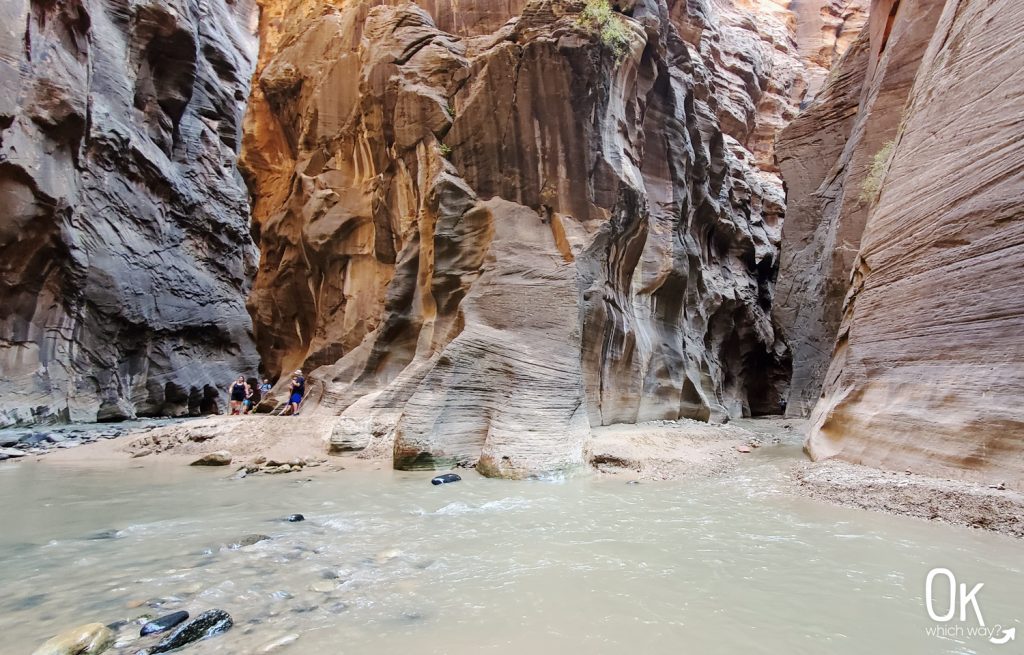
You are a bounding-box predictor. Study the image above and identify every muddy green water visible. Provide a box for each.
[1,446,1021,655]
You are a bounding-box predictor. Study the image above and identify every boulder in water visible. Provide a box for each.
[191,451,232,466]
[140,611,189,637]
[31,623,114,655]
[142,609,232,654]
[431,473,461,485]
[285,514,304,522]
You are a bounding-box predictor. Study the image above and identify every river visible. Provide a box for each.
[1,442,1021,654]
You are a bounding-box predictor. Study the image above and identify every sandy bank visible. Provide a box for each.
[794,460,1024,538]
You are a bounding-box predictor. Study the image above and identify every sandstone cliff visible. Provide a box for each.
[242,0,807,476]
[778,0,1024,488]
[0,0,260,426]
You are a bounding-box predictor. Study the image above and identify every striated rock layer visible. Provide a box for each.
[242,0,806,477]
[780,0,1024,488]
[0,0,260,426]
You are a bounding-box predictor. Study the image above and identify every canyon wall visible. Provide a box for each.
[779,0,1024,488]
[242,0,810,476]
[0,0,261,426]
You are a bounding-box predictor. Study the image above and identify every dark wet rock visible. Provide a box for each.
[285,514,304,522]
[226,534,270,549]
[140,611,189,637]
[141,609,233,654]
[431,473,461,486]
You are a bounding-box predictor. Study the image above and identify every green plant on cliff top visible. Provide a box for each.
[860,139,895,204]
[578,0,631,62]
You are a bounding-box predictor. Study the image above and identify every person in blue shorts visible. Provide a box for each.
[288,370,305,416]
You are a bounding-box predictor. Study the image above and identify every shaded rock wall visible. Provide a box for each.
[242,0,805,476]
[0,0,260,426]
[775,0,943,415]
[780,0,1024,488]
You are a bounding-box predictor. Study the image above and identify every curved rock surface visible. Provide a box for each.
[775,0,945,415]
[0,0,260,426]
[242,0,813,476]
[780,0,1024,488]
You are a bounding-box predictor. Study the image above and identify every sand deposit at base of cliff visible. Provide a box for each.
[36,415,786,480]
[588,417,793,480]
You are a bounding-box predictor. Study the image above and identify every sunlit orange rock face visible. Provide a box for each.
[241,0,813,476]
[777,0,1024,489]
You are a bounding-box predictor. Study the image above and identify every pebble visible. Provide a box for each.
[259,633,299,652]
[375,548,402,564]
[309,581,335,593]
[736,445,752,453]
[140,610,189,637]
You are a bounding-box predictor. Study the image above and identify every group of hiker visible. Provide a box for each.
[227,370,305,416]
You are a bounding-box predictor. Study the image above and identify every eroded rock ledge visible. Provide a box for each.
[242,0,811,477]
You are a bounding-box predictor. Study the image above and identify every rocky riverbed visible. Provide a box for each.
[4,415,1023,541]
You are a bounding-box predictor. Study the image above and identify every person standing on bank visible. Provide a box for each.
[288,370,305,416]
[227,375,249,415]
[242,383,256,414]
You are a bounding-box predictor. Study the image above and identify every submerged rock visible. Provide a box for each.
[141,609,232,654]
[31,623,114,655]
[140,611,189,637]
[431,473,461,486]
[226,534,270,549]
[259,633,299,652]
[285,514,305,522]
